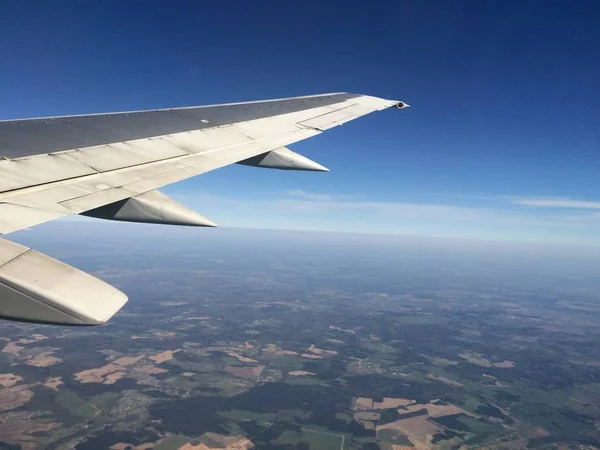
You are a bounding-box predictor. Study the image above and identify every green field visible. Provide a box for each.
[275,429,344,450]
[286,376,327,386]
[219,409,278,422]
[89,392,120,412]
[56,391,97,420]
[268,355,306,370]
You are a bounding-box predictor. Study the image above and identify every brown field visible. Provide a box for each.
[154,331,177,337]
[43,377,63,391]
[75,364,122,383]
[329,325,356,334]
[226,365,264,381]
[25,352,62,367]
[104,371,127,385]
[288,371,315,377]
[178,432,253,450]
[458,352,514,369]
[16,335,48,345]
[493,360,515,368]
[111,443,155,450]
[426,401,475,418]
[237,342,254,349]
[0,385,34,412]
[2,342,24,355]
[299,354,323,359]
[307,344,337,356]
[377,416,443,450]
[0,373,23,388]
[373,397,416,409]
[396,400,477,419]
[226,351,258,364]
[264,344,278,353]
[354,397,416,410]
[135,365,169,375]
[354,397,375,410]
[397,403,430,415]
[149,350,180,364]
[533,427,550,437]
[459,351,493,367]
[354,411,381,421]
[354,398,477,449]
[363,421,376,430]
[114,355,145,366]
[31,334,48,341]
[427,356,459,366]
[264,344,297,356]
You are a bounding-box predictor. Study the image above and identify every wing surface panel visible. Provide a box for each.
[0,93,361,159]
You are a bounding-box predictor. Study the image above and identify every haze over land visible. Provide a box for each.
[0,223,599,449]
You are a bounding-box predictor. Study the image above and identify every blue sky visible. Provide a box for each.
[1,1,599,244]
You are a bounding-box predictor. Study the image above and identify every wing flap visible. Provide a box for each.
[0,238,127,325]
[297,101,384,131]
[161,126,257,154]
[298,109,357,130]
[0,153,97,193]
[0,203,67,234]
[68,139,190,173]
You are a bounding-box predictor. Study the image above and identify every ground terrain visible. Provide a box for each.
[1,225,599,449]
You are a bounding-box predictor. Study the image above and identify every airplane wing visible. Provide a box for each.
[0,92,408,325]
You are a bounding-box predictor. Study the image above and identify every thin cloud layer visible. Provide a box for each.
[168,188,600,244]
[513,198,600,209]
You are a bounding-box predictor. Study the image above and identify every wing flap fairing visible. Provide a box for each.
[237,147,329,171]
[82,189,216,227]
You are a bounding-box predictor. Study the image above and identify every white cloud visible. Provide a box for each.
[286,189,354,202]
[165,189,600,244]
[512,197,600,209]
[277,198,498,221]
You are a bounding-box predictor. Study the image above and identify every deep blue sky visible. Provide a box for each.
[1,1,599,244]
